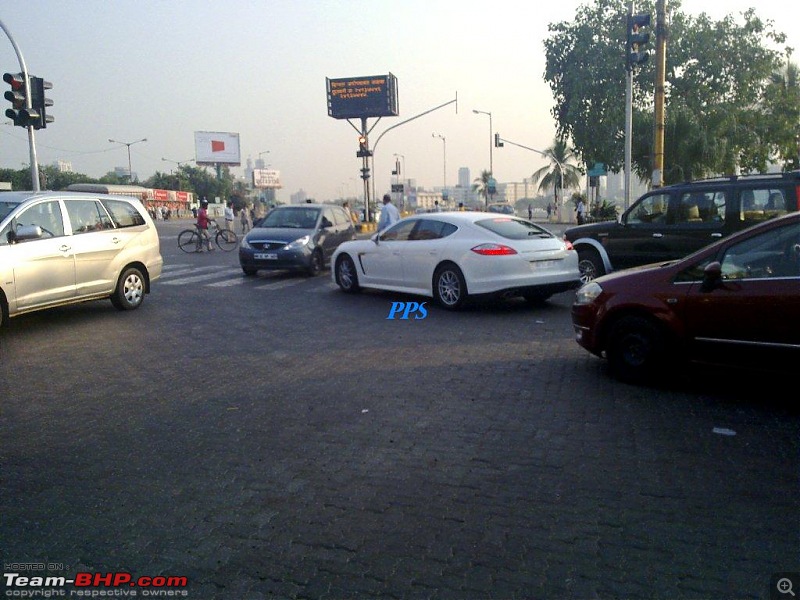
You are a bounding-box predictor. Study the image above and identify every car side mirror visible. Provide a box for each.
[13,225,44,242]
[701,261,722,292]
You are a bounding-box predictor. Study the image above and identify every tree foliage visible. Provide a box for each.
[543,0,796,183]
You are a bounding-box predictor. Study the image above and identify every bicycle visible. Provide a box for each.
[178,220,239,253]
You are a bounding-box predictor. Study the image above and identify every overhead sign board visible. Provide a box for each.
[587,162,607,177]
[253,169,282,189]
[326,73,399,120]
[194,131,241,166]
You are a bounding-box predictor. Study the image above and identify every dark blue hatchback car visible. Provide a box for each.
[238,204,356,276]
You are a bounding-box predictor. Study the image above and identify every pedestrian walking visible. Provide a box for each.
[575,198,586,225]
[546,202,553,221]
[224,201,235,231]
[240,206,250,234]
[527,204,533,220]
[377,193,400,232]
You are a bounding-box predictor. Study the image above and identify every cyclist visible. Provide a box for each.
[195,200,214,252]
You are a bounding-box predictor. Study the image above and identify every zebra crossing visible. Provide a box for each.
[157,263,338,292]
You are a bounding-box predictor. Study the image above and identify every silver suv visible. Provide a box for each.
[0,191,163,328]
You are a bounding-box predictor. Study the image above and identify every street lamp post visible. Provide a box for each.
[258,150,270,166]
[109,137,147,183]
[432,134,446,207]
[392,153,406,211]
[472,109,493,175]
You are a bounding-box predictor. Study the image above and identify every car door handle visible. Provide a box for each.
[651,233,663,238]
[711,233,722,238]
[59,245,71,253]
[111,237,121,244]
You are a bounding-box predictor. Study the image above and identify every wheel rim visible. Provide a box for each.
[578,259,597,284]
[437,270,461,306]
[620,333,650,367]
[123,273,144,307]
[338,259,354,289]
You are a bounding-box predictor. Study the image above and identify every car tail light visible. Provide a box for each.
[471,243,518,256]
[564,240,574,251]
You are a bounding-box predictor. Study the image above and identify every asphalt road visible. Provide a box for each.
[1,218,797,599]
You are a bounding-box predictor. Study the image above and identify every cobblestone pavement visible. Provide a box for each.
[1,222,797,599]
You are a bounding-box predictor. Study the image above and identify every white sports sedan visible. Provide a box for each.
[331,212,581,309]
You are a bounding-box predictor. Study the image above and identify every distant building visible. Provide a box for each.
[53,160,73,173]
[290,189,308,205]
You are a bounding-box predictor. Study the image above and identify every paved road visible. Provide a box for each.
[1,219,797,599]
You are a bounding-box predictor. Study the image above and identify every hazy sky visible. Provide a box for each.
[1,1,797,202]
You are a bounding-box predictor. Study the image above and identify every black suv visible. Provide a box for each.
[565,171,800,282]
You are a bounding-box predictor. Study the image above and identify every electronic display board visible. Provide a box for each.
[326,73,399,119]
[194,131,241,166]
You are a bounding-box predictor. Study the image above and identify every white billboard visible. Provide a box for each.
[253,169,282,189]
[194,131,241,166]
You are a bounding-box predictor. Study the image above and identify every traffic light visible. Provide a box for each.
[360,166,370,180]
[494,133,504,148]
[4,72,30,127]
[30,76,53,129]
[626,13,651,70]
[356,134,372,158]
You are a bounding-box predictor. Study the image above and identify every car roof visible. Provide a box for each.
[0,190,140,203]
[401,211,522,224]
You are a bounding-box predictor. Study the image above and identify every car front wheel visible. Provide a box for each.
[607,315,665,383]
[111,267,146,311]
[335,255,360,293]
[433,263,467,310]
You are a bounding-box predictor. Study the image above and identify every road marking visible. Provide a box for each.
[255,278,308,290]
[159,265,226,279]
[207,278,248,287]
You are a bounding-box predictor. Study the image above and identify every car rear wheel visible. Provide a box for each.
[578,248,605,284]
[433,263,467,310]
[111,267,146,311]
[335,255,360,293]
[607,315,664,383]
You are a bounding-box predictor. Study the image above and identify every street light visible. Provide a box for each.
[472,109,493,176]
[161,157,194,170]
[257,150,270,168]
[109,137,147,183]
[432,134,446,207]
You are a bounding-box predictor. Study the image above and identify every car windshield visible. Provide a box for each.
[0,201,22,223]
[487,204,515,214]
[260,208,319,229]
[475,217,552,240]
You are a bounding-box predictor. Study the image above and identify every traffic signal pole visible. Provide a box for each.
[0,18,40,191]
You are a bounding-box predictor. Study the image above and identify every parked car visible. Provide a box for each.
[486,202,516,215]
[565,171,800,283]
[239,204,356,276]
[331,212,581,309]
[0,191,163,329]
[571,212,800,383]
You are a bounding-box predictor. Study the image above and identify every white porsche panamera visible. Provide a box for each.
[331,212,581,309]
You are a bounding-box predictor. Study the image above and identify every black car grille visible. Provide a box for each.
[252,241,286,251]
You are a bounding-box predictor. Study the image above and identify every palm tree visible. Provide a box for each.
[471,169,493,208]
[529,139,582,221]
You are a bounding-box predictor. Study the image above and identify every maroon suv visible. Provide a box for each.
[571,212,799,382]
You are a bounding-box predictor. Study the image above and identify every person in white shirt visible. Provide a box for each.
[377,194,400,232]
[224,201,235,231]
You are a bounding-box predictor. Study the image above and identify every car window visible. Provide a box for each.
[0,200,65,245]
[626,193,669,225]
[740,187,789,224]
[720,221,800,280]
[380,219,417,242]
[101,199,145,228]
[66,199,114,234]
[321,208,335,228]
[675,191,726,226]
[474,217,552,240]
[332,207,349,226]
[0,200,21,223]
[409,219,457,241]
[261,208,319,229]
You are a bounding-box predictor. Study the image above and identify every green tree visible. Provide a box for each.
[543,0,793,182]
[471,170,493,207]
[529,139,582,219]
[764,59,800,170]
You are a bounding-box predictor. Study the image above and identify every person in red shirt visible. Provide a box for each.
[195,200,214,252]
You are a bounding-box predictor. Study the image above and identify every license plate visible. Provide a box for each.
[255,252,278,260]
[530,259,560,269]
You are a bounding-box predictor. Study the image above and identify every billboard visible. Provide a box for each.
[326,73,399,120]
[194,131,241,166]
[253,169,282,189]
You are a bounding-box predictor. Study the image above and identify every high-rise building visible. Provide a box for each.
[458,167,470,189]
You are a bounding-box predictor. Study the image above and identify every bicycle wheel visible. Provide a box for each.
[178,229,200,253]
[216,228,238,251]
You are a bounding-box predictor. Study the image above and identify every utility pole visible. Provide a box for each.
[652,0,667,188]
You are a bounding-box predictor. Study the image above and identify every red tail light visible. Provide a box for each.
[564,240,574,251]
[471,243,518,256]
